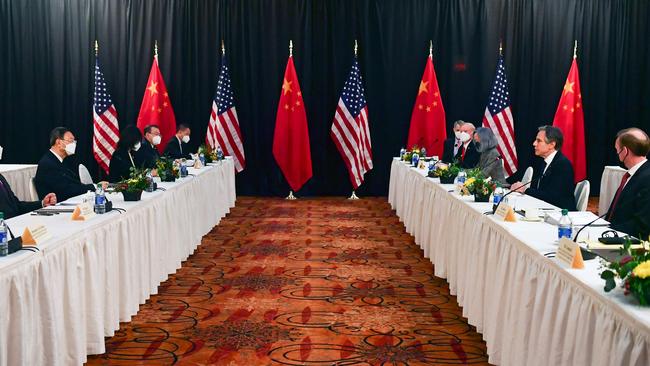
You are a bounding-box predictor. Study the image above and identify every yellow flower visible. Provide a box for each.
[632,260,650,279]
[464,177,476,186]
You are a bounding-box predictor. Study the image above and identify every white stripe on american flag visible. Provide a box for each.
[331,122,362,187]
[483,109,517,175]
[336,104,364,177]
[215,108,245,172]
[93,109,119,172]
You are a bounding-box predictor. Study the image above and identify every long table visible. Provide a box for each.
[388,158,649,366]
[0,159,236,366]
[0,164,38,201]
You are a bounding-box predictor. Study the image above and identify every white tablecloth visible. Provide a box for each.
[388,158,650,366]
[599,165,627,215]
[0,159,236,366]
[0,164,38,201]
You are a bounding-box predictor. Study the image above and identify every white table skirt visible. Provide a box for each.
[0,164,38,201]
[0,159,236,366]
[599,165,627,215]
[388,158,650,366]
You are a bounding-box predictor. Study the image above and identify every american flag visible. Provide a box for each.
[330,58,373,189]
[483,54,517,176]
[93,57,119,174]
[207,55,245,172]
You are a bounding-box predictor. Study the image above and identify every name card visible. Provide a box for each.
[21,224,52,245]
[556,237,585,269]
[494,203,517,222]
[71,202,95,221]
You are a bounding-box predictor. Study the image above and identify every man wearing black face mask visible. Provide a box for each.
[606,128,650,238]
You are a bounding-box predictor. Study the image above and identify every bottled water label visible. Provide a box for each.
[558,227,572,239]
[95,195,105,205]
[0,231,7,257]
[493,194,501,204]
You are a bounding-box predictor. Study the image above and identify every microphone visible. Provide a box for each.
[491,168,548,214]
[573,212,608,242]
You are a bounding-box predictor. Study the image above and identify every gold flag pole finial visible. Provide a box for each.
[354,39,358,57]
[221,40,225,56]
[154,40,159,58]
[429,40,433,57]
[499,40,503,56]
[289,40,293,57]
[573,40,577,59]
[94,40,98,57]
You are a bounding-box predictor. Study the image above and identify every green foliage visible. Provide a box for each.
[115,167,149,193]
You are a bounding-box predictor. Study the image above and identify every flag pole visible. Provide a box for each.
[154,40,159,59]
[221,39,225,56]
[499,39,503,56]
[429,40,433,57]
[573,40,577,59]
[349,39,361,200]
[95,40,98,57]
[286,39,297,200]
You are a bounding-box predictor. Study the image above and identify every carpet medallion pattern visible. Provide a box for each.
[86,197,490,365]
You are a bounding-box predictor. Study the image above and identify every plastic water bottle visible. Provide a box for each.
[411,152,420,167]
[0,212,8,257]
[146,171,155,192]
[399,147,406,160]
[180,162,188,177]
[558,209,573,239]
[420,147,427,158]
[493,183,504,205]
[216,146,224,161]
[454,171,467,194]
[94,184,106,214]
[199,153,206,166]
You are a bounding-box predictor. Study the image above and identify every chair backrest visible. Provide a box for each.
[78,164,93,185]
[522,166,534,184]
[574,180,590,211]
[29,177,39,201]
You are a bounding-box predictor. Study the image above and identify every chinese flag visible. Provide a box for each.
[553,58,586,182]
[137,56,177,153]
[272,56,313,192]
[407,54,446,157]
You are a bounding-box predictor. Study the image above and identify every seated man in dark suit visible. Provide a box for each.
[34,127,105,202]
[454,122,480,169]
[606,128,650,238]
[0,145,57,218]
[442,120,464,163]
[509,125,576,210]
[134,124,161,169]
[163,123,192,159]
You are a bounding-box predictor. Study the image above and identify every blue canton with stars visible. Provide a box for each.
[487,55,510,115]
[94,59,113,114]
[341,58,367,117]
[214,56,235,114]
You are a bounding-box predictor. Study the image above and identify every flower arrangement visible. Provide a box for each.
[198,144,218,164]
[402,146,421,163]
[114,167,149,193]
[429,161,461,180]
[155,156,180,182]
[600,239,650,306]
[459,168,496,201]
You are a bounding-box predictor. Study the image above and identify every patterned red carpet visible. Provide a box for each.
[86,197,490,365]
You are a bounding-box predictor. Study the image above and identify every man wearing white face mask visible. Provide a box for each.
[163,123,192,159]
[454,122,480,169]
[442,120,464,163]
[0,145,57,218]
[34,127,101,202]
[134,124,161,169]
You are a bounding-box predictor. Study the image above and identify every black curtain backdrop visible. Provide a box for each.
[1,0,649,196]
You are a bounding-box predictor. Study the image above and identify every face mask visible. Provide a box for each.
[152,135,162,146]
[459,132,471,143]
[617,148,628,168]
[182,135,190,143]
[0,145,3,160]
[454,131,462,140]
[133,142,141,152]
[65,141,76,156]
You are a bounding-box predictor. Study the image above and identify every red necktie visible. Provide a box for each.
[607,172,631,220]
[461,146,466,162]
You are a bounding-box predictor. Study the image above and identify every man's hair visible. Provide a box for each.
[538,125,564,151]
[176,123,190,133]
[453,120,465,128]
[49,127,70,146]
[616,128,650,156]
[143,124,160,135]
[117,125,143,151]
[462,122,476,131]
